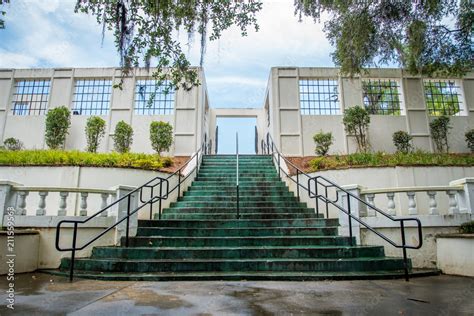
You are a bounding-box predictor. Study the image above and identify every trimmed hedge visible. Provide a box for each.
[0,150,173,170]
[309,151,474,171]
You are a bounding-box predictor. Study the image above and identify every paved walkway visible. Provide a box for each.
[0,273,473,315]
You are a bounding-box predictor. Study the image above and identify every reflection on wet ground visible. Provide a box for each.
[0,273,473,315]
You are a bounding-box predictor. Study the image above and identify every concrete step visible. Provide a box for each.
[137,218,338,228]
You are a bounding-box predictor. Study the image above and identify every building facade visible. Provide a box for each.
[1,66,473,156]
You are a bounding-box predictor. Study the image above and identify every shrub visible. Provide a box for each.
[45,106,71,149]
[113,121,134,153]
[392,131,413,154]
[85,116,106,153]
[150,121,173,155]
[429,116,451,153]
[3,137,23,151]
[343,105,370,152]
[465,129,474,153]
[459,221,474,234]
[313,131,333,156]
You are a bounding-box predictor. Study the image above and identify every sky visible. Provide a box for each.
[0,0,334,153]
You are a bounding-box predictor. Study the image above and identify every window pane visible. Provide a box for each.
[424,80,462,116]
[11,80,50,115]
[134,79,175,115]
[362,79,402,115]
[72,79,112,115]
[299,79,340,115]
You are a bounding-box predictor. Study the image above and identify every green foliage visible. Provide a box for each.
[392,131,413,154]
[465,129,474,153]
[0,150,173,171]
[429,116,452,153]
[0,0,9,30]
[313,131,333,156]
[3,137,23,151]
[45,106,71,150]
[150,121,173,155]
[424,81,461,116]
[294,0,474,77]
[459,221,474,234]
[309,151,474,172]
[362,81,401,115]
[343,106,370,152]
[113,121,133,153]
[75,1,262,90]
[85,116,106,153]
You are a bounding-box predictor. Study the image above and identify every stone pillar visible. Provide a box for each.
[0,181,22,227]
[337,184,364,244]
[449,178,474,214]
[110,185,138,245]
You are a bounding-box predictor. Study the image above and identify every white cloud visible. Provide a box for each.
[0,49,38,68]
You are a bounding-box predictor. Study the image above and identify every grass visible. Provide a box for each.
[0,149,174,171]
[309,151,474,171]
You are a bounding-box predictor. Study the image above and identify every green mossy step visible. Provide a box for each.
[170,201,308,208]
[138,218,338,228]
[60,257,408,273]
[160,213,323,220]
[136,226,339,237]
[90,245,384,260]
[121,235,355,247]
[161,207,314,214]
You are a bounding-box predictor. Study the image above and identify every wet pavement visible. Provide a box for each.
[0,273,473,315]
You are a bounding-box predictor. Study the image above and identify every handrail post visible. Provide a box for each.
[178,173,181,198]
[125,195,130,247]
[296,169,300,200]
[236,132,240,220]
[315,179,319,217]
[347,193,353,246]
[325,186,329,218]
[400,220,409,281]
[277,153,281,178]
[69,222,78,282]
[149,186,154,220]
[158,180,163,220]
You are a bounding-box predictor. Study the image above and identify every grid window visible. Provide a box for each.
[299,79,340,115]
[11,80,50,115]
[362,79,402,115]
[424,80,463,116]
[134,80,174,115]
[72,79,112,115]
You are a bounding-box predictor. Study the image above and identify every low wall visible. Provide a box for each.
[0,230,39,274]
[437,234,474,277]
[0,166,183,219]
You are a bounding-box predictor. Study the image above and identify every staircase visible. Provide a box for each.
[56,155,426,280]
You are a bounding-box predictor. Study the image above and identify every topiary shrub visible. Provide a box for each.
[429,116,451,153]
[313,131,333,156]
[3,137,23,151]
[85,116,106,153]
[45,106,71,149]
[150,121,173,155]
[465,129,474,153]
[392,131,413,154]
[459,221,474,234]
[343,105,371,152]
[113,121,134,153]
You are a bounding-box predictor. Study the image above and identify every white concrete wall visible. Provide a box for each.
[265,67,474,156]
[0,67,209,155]
[437,235,474,276]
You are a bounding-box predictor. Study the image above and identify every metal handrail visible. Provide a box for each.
[55,143,206,281]
[263,132,423,281]
[236,133,240,219]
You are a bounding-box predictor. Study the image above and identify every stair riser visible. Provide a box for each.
[61,258,406,273]
[170,202,308,208]
[183,191,295,197]
[162,208,314,214]
[178,196,300,202]
[122,236,355,247]
[136,227,339,237]
[91,247,384,260]
[138,218,338,228]
[160,213,322,220]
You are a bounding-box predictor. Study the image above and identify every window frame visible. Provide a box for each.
[299,78,341,115]
[10,79,51,116]
[134,79,175,115]
[361,78,405,116]
[423,79,466,116]
[72,78,112,116]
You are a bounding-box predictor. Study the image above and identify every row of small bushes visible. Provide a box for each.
[313,105,474,155]
[2,106,174,155]
[309,151,474,171]
[0,150,173,170]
